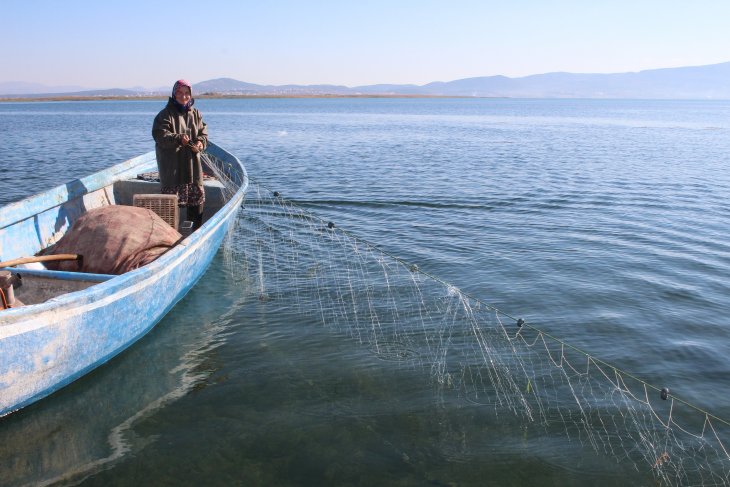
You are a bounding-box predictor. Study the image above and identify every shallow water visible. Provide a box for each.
[1,98,730,486]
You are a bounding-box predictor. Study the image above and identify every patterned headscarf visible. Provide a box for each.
[171,79,194,111]
[172,79,192,97]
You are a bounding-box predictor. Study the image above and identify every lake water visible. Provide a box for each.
[1,98,730,486]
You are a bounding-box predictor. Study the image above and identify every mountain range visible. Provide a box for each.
[3,62,730,99]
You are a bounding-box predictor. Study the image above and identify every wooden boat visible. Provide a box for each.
[0,143,248,417]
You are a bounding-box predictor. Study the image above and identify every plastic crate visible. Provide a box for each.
[132,194,179,230]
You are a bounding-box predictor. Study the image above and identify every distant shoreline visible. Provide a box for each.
[0,94,469,103]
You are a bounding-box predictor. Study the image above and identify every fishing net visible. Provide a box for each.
[215,172,730,486]
[40,205,181,275]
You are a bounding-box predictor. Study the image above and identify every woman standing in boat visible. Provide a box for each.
[152,79,208,230]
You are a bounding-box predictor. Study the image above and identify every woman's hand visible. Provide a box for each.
[181,134,191,146]
[189,140,203,153]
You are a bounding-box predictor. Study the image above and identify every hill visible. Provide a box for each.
[2,62,730,99]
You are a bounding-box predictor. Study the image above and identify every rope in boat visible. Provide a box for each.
[0,288,8,310]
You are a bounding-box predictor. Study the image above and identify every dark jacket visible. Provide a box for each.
[152,99,209,188]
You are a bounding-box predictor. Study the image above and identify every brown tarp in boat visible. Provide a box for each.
[41,205,182,275]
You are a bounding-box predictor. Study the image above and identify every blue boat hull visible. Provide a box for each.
[0,143,247,417]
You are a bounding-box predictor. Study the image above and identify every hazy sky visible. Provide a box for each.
[5,0,730,89]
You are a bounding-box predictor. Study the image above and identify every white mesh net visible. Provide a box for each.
[221,175,730,486]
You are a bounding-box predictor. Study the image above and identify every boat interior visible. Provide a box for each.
[1,169,232,309]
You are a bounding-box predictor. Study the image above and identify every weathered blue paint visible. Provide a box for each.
[0,143,248,417]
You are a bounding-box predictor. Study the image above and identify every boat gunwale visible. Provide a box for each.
[0,152,156,231]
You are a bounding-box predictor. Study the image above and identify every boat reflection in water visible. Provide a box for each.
[0,264,245,486]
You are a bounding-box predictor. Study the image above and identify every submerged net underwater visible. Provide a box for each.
[204,152,730,486]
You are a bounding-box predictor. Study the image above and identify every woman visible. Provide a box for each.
[152,79,208,230]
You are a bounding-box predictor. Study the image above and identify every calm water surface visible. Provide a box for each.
[1,98,730,486]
